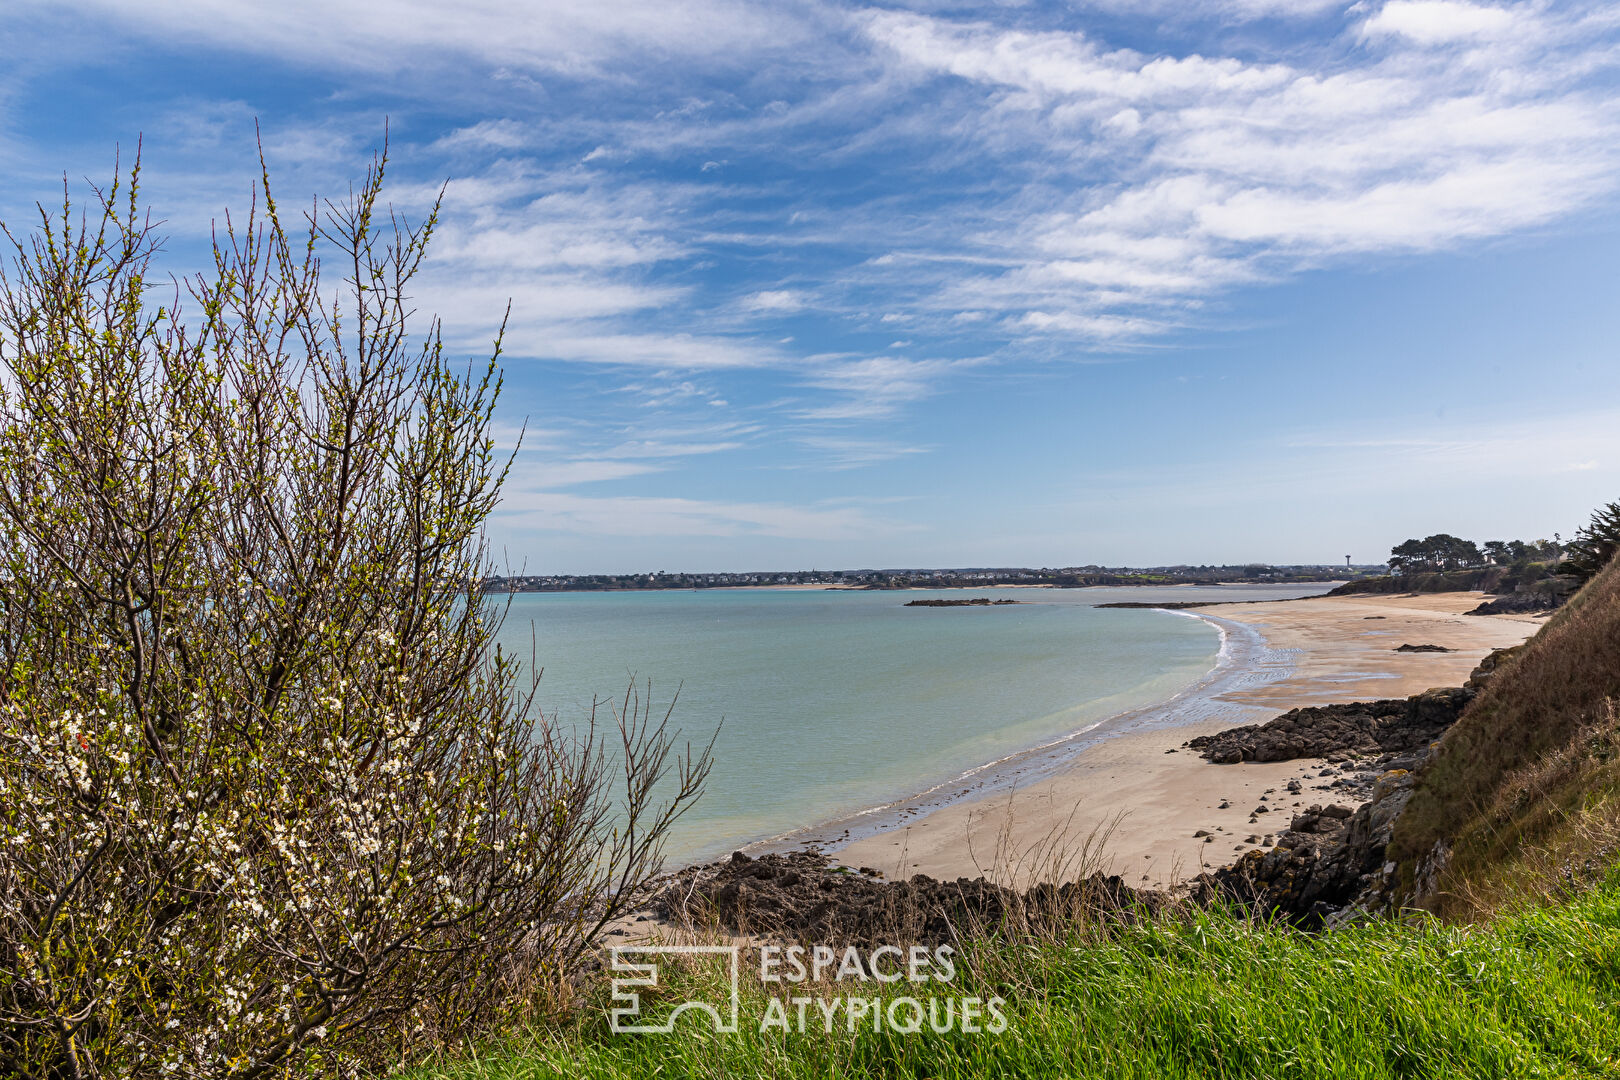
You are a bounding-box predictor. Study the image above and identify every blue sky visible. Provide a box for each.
[4,0,1619,572]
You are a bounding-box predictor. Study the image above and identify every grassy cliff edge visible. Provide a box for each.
[1391,554,1620,916]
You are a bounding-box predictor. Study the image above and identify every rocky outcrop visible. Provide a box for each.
[1183,657,1512,925]
[652,850,1167,946]
[1096,601,1224,609]
[1193,770,1420,927]
[1467,592,1562,615]
[1327,570,1498,595]
[904,597,1018,607]
[1465,645,1523,689]
[1186,687,1474,765]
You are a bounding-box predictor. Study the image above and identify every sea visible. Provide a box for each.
[493,582,1333,865]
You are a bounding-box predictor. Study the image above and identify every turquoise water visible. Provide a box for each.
[495,584,1331,864]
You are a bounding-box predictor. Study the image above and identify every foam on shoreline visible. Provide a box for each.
[742,609,1294,860]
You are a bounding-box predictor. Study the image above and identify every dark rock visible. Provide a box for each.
[905,597,1019,607]
[1192,769,1420,928]
[1467,592,1563,616]
[1187,685,1475,765]
[1394,643,1452,652]
[1466,645,1524,688]
[654,850,1167,947]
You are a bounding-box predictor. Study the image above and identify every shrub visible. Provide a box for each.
[1562,499,1620,586]
[0,147,709,1078]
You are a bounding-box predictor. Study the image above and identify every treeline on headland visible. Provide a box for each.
[1328,502,1620,612]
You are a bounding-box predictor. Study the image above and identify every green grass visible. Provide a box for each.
[412,873,1620,1080]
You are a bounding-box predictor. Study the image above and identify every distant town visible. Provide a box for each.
[480,563,1386,593]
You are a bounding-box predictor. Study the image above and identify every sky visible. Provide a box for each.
[3,0,1619,572]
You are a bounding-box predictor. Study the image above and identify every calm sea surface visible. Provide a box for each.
[495,583,1332,864]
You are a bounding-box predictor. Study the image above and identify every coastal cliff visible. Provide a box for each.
[1327,565,1571,613]
[1189,553,1620,925]
[1388,550,1620,915]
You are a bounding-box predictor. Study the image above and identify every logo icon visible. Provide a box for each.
[609,945,741,1034]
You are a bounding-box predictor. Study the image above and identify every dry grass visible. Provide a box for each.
[1390,552,1620,916]
[963,789,1128,891]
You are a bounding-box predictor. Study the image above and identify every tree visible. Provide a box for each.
[1388,538,1429,574]
[1387,534,1483,574]
[0,147,710,1077]
[1562,500,1620,585]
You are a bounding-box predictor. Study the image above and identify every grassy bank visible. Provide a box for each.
[414,874,1620,1080]
[1392,553,1620,917]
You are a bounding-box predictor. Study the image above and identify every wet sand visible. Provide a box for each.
[830,591,1541,889]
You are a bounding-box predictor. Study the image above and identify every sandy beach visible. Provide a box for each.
[831,591,1542,889]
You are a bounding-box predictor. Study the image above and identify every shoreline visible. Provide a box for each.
[810,591,1542,887]
[739,609,1286,864]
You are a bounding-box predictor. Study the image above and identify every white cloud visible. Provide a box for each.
[597,439,745,459]
[1271,407,1620,500]
[795,435,931,469]
[854,2,1620,340]
[433,118,532,153]
[798,355,976,419]
[1071,0,1346,19]
[496,491,914,540]
[409,166,791,369]
[26,0,811,78]
[1359,1,1520,45]
[521,460,665,486]
[740,289,807,312]
[536,331,786,369]
[18,0,1620,432]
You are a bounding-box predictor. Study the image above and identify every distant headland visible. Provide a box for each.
[480,564,1377,594]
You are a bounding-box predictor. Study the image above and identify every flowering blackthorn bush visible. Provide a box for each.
[0,146,710,1078]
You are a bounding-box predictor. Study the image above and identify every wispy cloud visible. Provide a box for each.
[740,289,809,312]
[794,435,932,469]
[17,0,814,78]
[854,1,1620,341]
[9,0,1620,560]
[517,460,666,487]
[496,491,916,540]
[798,355,980,419]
